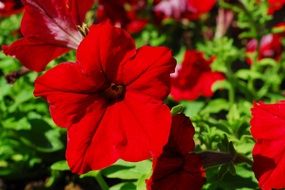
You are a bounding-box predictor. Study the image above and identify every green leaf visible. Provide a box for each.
[136,174,149,190]
[201,99,229,114]
[80,171,99,178]
[110,182,136,190]
[235,70,262,80]
[50,160,69,171]
[180,101,205,118]
[212,80,232,92]
[103,160,152,180]
[171,104,186,115]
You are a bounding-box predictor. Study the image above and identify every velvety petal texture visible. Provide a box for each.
[0,0,23,16]
[34,22,176,174]
[3,0,94,71]
[171,50,224,101]
[148,114,205,190]
[77,22,135,81]
[250,101,285,190]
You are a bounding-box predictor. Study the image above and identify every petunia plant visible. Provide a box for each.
[1,0,285,190]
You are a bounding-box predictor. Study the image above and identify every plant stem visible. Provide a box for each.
[94,172,109,190]
[235,153,253,165]
[197,151,253,169]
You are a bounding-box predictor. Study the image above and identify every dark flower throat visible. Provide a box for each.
[103,83,125,102]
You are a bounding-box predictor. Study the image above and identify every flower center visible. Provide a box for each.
[103,83,125,102]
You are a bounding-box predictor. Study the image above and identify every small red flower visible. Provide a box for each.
[268,0,285,14]
[147,114,205,190]
[154,0,216,20]
[34,22,176,173]
[246,34,282,64]
[171,50,224,101]
[3,0,94,71]
[251,101,285,190]
[97,0,147,33]
[0,0,23,16]
[186,0,216,19]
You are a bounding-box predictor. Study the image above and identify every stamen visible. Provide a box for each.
[77,23,89,37]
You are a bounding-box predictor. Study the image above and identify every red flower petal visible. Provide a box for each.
[0,0,23,16]
[126,19,148,34]
[21,0,85,47]
[187,0,216,14]
[117,46,176,100]
[119,91,172,160]
[148,114,205,190]
[77,21,135,81]
[268,0,285,14]
[3,39,68,72]
[65,91,172,173]
[97,0,147,33]
[251,101,285,190]
[149,154,205,190]
[4,0,94,71]
[65,99,113,173]
[171,50,224,101]
[168,114,195,155]
[68,0,95,25]
[34,63,107,127]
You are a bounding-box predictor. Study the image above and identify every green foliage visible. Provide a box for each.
[102,160,152,190]
[0,16,65,181]
[198,37,241,73]
[0,58,65,179]
[220,0,271,39]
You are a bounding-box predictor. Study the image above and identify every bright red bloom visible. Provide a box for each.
[34,22,176,174]
[171,50,224,101]
[0,0,23,16]
[246,34,282,64]
[97,0,147,33]
[3,0,94,71]
[268,0,285,14]
[251,101,285,190]
[154,0,216,20]
[147,114,205,190]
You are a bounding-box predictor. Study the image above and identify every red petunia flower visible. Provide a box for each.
[154,0,216,21]
[246,34,282,64]
[268,0,285,14]
[251,101,285,190]
[0,0,23,16]
[3,0,94,72]
[97,0,147,33]
[147,114,205,190]
[34,21,176,174]
[171,50,224,101]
